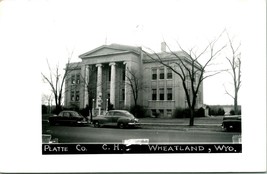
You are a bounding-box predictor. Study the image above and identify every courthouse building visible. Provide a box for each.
[64,43,203,117]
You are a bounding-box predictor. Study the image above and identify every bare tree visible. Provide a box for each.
[41,54,76,114]
[224,32,241,115]
[79,65,98,122]
[144,33,226,126]
[125,67,143,109]
[42,93,53,113]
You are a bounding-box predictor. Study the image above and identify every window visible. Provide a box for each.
[76,74,80,84]
[71,111,80,117]
[167,109,172,117]
[121,89,125,100]
[159,68,164,79]
[71,75,75,84]
[113,111,122,116]
[75,90,80,101]
[121,110,133,117]
[159,88,164,100]
[107,111,114,117]
[159,109,164,117]
[151,109,157,116]
[71,90,80,102]
[63,112,70,117]
[122,66,125,81]
[152,89,157,100]
[152,68,157,80]
[167,88,172,100]
[71,90,75,101]
[167,68,172,79]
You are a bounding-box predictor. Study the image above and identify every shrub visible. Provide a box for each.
[153,112,160,118]
[79,106,90,117]
[172,108,183,118]
[129,105,148,118]
[230,109,241,115]
[173,107,205,118]
[108,104,114,110]
[52,106,63,114]
[173,108,190,118]
[217,108,225,116]
[208,106,225,116]
[42,105,48,114]
[196,107,205,117]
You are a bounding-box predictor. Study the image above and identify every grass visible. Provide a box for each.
[139,116,224,125]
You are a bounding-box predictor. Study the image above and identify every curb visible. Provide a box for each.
[140,123,221,126]
[140,123,223,132]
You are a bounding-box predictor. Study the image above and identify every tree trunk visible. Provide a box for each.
[189,108,194,126]
[234,92,238,115]
[88,96,93,123]
[55,105,62,115]
[89,109,93,123]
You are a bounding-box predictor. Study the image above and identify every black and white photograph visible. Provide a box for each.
[0,0,266,173]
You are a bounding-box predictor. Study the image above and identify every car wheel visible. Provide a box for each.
[118,122,125,129]
[93,121,100,128]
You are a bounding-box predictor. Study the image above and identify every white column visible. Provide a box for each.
[84,64,89,108]
[124,61,131,107]
[96,64,102,109]
[109,62,116,108]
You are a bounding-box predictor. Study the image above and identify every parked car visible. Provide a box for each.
[222,115,241,131]
[42,134,58,143]
[49,110,87,126]
[92,110,140,128]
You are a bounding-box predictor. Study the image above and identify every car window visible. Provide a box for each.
[113,111,124,116]
[63,112,70,117]
[121,111,134,118]
[58,112,63,116]
[70,112,80,117]
[106,111,113,117]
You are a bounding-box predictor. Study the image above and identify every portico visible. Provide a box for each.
[81,60,135,111]
[77,44,143,112]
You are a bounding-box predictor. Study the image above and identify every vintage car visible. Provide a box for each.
[42,134,58,143]
[222,115,241,131]
[49,110,87,126]
[92,110,140,128]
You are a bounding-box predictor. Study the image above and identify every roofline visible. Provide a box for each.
[108,110,130,112]
[64,62,82,70]
[143,51,203,70]
[79,44,141,59]
[79,50,139,59]
[79,45,106,58]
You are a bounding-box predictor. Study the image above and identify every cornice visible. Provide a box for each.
[80,50,139,59]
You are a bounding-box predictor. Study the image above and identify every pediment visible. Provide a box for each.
[79,44,140,59]
[87,47,125,57]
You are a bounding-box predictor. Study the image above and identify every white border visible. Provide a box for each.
[0,0,266,172]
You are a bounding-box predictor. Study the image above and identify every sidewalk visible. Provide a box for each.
[139,116,223,124]
[138,117,224,132]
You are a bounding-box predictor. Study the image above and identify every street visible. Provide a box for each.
[46,125,241,144]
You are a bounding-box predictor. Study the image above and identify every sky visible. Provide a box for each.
[0,0,264,106]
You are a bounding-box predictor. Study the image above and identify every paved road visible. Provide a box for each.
[47,125,240,144]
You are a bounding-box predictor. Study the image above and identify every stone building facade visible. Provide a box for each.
[64,43,203,117]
